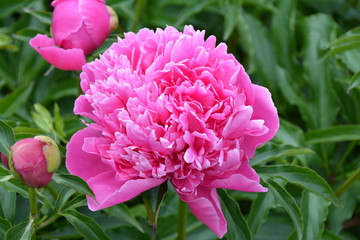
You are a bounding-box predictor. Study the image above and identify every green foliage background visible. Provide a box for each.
[0,0,359,239]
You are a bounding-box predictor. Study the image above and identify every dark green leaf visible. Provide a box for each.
[23,8,52,25]
[218,189,252,240]
[106,204,144,233]
[347,70,360,92]
[301,191,330,240]
[53,187,76,213]
[266,179,303,240]
[0,84,34,117]
[251,143,314,166]
[247,191,274,236]
[305,125,360,144]
[5,219,34,240]
[0,119,15,158]
[31,103,53,133]
[257,165,340,206]
[0,217,11,240]
[222,0,242,40]
[0,188,16,223]
[61,209,111,240]
[52,173,95,199]
[0,168,28,198]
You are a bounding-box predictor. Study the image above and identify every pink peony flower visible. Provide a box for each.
[10,136,61,188]
[29,0,116,71]
[66,25,279,238]
[1,153,9,168]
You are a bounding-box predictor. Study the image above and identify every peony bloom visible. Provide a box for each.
[66,26,279,238]
[10,136,60,188]
[29,0,116,71]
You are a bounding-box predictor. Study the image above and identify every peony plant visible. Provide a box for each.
[66,25,279,238]
[29,0,117,71]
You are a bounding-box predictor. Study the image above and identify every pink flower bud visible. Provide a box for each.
[10,136,60,188]
[29,0,117,71]
[1,153,9,168]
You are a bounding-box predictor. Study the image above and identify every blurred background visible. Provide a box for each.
[0,0,359,239]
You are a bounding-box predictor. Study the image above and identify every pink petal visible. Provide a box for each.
[178,186,227,238]
[66,127,113,181]
[242,85,279,158]
[87,172,167,210]
[79,0,110,47]
[207,173,267,192]
[29,34,86,70]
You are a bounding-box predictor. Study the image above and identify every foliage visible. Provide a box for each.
[0,0,359,239]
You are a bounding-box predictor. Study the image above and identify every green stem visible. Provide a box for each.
[45,183,58,199]
[29,188,38,240]
[178,199,187,240]
[335,168,360,197]
[131,0,148,32]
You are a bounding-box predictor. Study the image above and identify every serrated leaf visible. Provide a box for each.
[5,219,34,240]
[301,191,330,240]
[218,189,252,240]
[257,165,340,206]
[61,209,111,240]
[0,120,15,158]
[247,191,274,236]
[305,125,360,144]
[266,179,303,240]
[52,173,95,199]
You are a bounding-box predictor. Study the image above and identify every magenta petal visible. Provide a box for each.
[178,186,227,238]
[66,127,113,181]
[207,174,267,192]
[29,34,86,70]
[87,174,167,210]
[242,85,279,158]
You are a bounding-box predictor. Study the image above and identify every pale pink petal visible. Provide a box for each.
[87,173,167,210]
[66,127,113,181]
[29,34,86,70]
[178,186,227,238]
[242,85,279,158]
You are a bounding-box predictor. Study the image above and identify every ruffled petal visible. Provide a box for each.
[29,34,86,70]
[178,186,227,238]
[66,127,112,181]
[242,85,279,158]
[87,173,167,210]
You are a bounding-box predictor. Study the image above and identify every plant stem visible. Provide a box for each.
[178,199,187,240]
[46,183,58,199]
[29,188,38,240]
[335,168,360,197]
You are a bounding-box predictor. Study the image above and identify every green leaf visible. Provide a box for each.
[301,191,330,240]
[251,143,314,166]
[0,84,34,117]
[53,187,76,213]
[0,168,28,198]
[175,0,217,27]
[54,103,66,138]
[106,204,144,233]
[218,189,252,240]
[5,219,35,240]
[0,188,16,223]
[222,0,242,40]
[247,191,274,236]
[142,181,168,236]
[61,209,111,240]
[0,119,15,158]
[0,217,11,240]
[266,179,303,240]
[23,8,52,25]
[31,103,53,133]
[257,165,340,206]
[321,230,342,240]
[347,70,360,93]
[52,173,95,199]
[305,125,360,144]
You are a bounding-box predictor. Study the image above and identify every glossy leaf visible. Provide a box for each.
[61,209,111,240]
[257,165,340,206]
[5,219,35,240]
[305,125,360,144]
[218,189,252,240]
[266,179,303,240]
[52,173,95,199]
[0,120,15,158]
